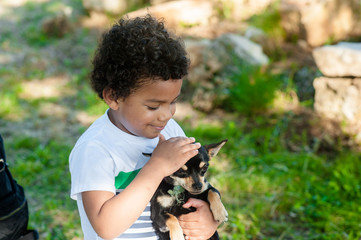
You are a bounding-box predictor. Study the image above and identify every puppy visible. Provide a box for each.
[144,139,228,240]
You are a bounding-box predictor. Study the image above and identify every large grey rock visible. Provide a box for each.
[215,34,269,66]
[313,42,361,77]
[185,34,269,87]
[184,33,269,112]
[313,77,361,122]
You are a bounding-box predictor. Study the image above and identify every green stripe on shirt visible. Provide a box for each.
[115,169,141,189]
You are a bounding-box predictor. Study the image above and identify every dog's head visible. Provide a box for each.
[167,139,227,195]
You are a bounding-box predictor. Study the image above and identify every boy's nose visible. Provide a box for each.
[158,106,173,121]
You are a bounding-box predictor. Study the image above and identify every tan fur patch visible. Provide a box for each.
[166,213,184,240]
[171,176,192,190]
[157,195,175,208]
[184,176,193,187]
[181,165,188,171]
[208,190,228,223]
[199,161,206,168]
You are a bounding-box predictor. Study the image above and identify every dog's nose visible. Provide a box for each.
[192,182,202,191]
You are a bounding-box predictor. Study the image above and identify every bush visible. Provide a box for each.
[224,65,282,115]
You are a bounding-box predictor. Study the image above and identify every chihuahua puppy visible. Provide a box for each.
[144,139,228,240]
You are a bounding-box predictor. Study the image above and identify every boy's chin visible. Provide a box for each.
[145,132,162,139]
[137,130,161,139]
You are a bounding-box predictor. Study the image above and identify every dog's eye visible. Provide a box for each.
[200,166,208,175]
[175,169,188,177]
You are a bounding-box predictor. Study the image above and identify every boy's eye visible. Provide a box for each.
[146,106,159,110]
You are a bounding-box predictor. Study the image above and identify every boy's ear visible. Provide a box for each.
[204,139,227,158]
[103,88,121,110]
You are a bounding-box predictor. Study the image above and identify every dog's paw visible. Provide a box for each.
[166,213,185,240]
[170,231,185,240]
[213,205,228,223]
[208,190,228,223]
[159,226,169,232]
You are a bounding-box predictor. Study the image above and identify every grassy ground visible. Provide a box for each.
[1,1,361,239]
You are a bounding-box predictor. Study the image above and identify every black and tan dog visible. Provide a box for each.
[144,139,228,240]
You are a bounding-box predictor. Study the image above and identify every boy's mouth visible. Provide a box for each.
[151,125,165,131]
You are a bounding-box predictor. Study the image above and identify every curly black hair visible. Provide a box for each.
[90,14,190,100]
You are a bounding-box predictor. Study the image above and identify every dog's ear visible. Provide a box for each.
[204,139,227,158]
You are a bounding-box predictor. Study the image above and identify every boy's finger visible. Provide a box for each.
[158,134,166,143]
[182,198,206,209]
[183,142,201,152]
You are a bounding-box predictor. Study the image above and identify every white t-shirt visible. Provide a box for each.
[69,110,185,240]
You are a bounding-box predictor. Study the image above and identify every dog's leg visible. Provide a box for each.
[166,213,185,240]
[208,189,228,223]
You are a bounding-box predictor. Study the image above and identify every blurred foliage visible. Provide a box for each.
[223,64,284,115]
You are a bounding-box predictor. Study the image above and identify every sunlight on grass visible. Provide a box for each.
[0,92,26,120]
[20,76,72,99]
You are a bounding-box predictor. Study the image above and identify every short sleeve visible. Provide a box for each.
[69,140,116,200]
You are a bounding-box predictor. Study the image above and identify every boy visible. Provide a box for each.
[69,14,220,239]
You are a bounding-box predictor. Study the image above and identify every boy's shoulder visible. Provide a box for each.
[74,113,109,145]
[162,118,185,138]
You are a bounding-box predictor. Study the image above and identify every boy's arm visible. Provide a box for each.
[82,135,200,239]
[82,162,163,239]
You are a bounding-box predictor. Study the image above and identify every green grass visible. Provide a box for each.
[183,120,361,239]
[0,1,360,239]
[7,138,82,239]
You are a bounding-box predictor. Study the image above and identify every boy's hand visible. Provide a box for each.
[150,134,200,177]
[178,198,220,240]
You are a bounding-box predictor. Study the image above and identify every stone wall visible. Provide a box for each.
[313,42,361,141]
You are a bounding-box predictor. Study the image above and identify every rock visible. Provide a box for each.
[313,42,361,77]
[215,33,269,66]
[82,0,143,15]
[126,0,216,30]
[280,0,361,47]
[42,13,73,38]
[125,0,245,38]
[184,39,214,85]
[83,0,126,14]
[183,34,269,112]
[313,77,361,122]
[244,26,266,42]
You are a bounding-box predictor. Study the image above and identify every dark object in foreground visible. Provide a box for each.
[0,135,38,240]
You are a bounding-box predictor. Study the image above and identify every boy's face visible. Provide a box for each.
[107,79,183,139]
